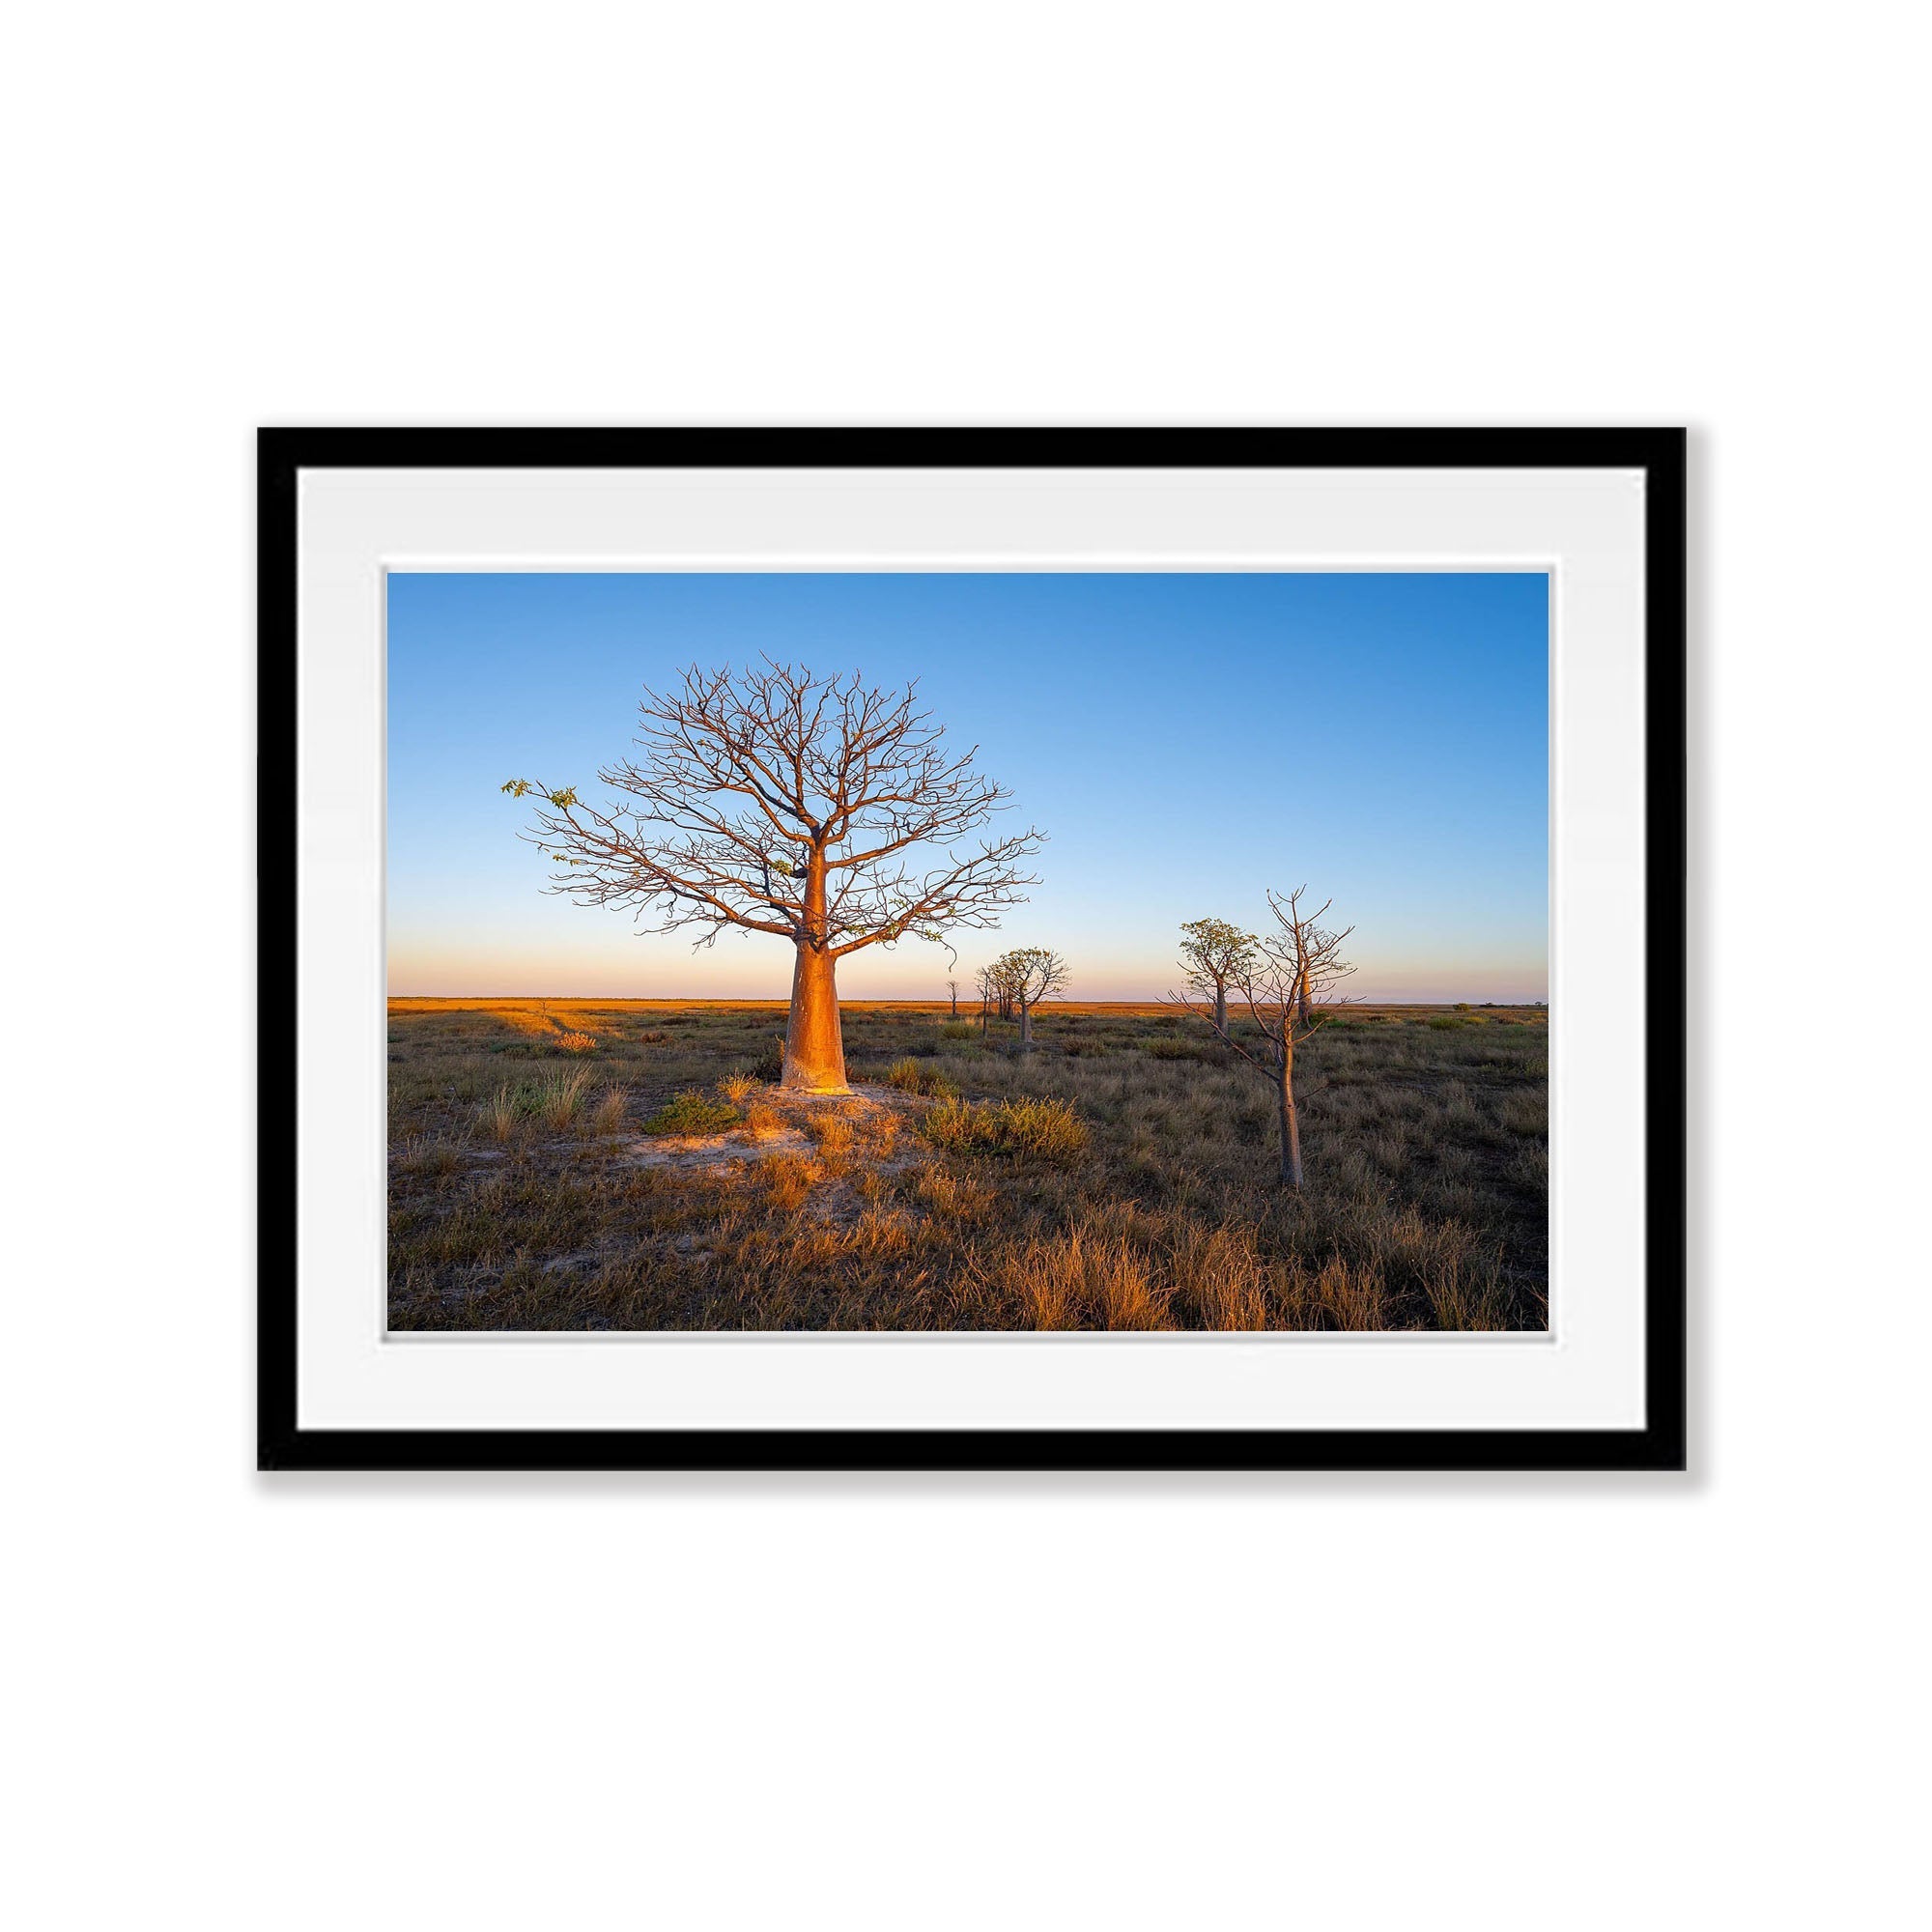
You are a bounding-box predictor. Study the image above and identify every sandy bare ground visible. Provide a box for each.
[601,1081,938,1239]
[616,1081,923,1175]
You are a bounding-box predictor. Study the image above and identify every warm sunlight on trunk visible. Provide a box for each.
[782,942,848,1093]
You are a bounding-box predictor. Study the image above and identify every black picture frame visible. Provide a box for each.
[258,427,1686,1473]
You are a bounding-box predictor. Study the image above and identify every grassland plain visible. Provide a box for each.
[387,998,1548,1332]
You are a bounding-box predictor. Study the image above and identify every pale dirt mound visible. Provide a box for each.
[619,1081,928,1179]
[621,1125,813,1171]
[614,1082,936,1235]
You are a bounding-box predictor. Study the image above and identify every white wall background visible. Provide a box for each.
[4,5,1925,1927]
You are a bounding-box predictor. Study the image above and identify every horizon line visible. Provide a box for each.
[386,992,1550,1008]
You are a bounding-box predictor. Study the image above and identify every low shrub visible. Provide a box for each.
[920,1095,998,1151]
[719,1071,757,1106]
[939,1020,976,1040]
[752,1037,785,1082]
[1143,1036,1218,1062]
[919,1094,1087,1161]
[998,1095,1089,1158]
[554,1030,598,1055]
[885,1057,957,1098]
[641,1090,741,1137]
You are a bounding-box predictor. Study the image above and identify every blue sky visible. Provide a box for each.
[386,572,1548,1002]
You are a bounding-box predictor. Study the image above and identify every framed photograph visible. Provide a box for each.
[260,427,1685,1471]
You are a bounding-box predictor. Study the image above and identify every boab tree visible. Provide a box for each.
[995,946,1070,1050]
[978,954,1020,1027]
[503,663,1044,1094]
[1165,888,1354,1186]
[1178,916,1260,1033]
[975,960,1002,1033]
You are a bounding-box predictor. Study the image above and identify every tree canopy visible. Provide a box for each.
[503,661,1044,960]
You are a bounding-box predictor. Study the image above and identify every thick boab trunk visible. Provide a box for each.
[1213,985,1228,1033]
[1017,999,1034,1049]
[781,942,848,1093]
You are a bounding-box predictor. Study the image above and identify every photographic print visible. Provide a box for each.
[385,569,1550,1335]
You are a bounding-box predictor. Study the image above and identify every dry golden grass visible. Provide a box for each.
[387,998,1548,1332]
[762,1152,816,1213]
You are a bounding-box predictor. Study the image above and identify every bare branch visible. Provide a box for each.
[504,663,1046,956]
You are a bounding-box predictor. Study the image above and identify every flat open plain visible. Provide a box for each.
[387,998,1548,1331]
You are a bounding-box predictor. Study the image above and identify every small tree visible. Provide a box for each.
[978,955,1018,1029]
[947,978,959,1020]
[996,946,1070,1050]
[1165,889,1354,1186]
[505,663,1043,1094]
[980,954,1018,1024]
[975,962,997,1033]
[1177,917,1260,1033]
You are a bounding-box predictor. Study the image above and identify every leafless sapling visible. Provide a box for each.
[947,978,959,1020]
[1165,888,1355,1186]
[504,663,1044,1094]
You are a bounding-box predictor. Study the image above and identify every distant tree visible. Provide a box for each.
[947,978,959,1020]
[995,946,1070,1051]
[504,662,1043,1094]
[977,955,1018,1027]
[975,962,996,1032]
[1165,889,1355,1186]
[980,954,1020,1024]
[1177,917,1260,1033]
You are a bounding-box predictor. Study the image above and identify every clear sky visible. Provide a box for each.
[387,572,1548,1003]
